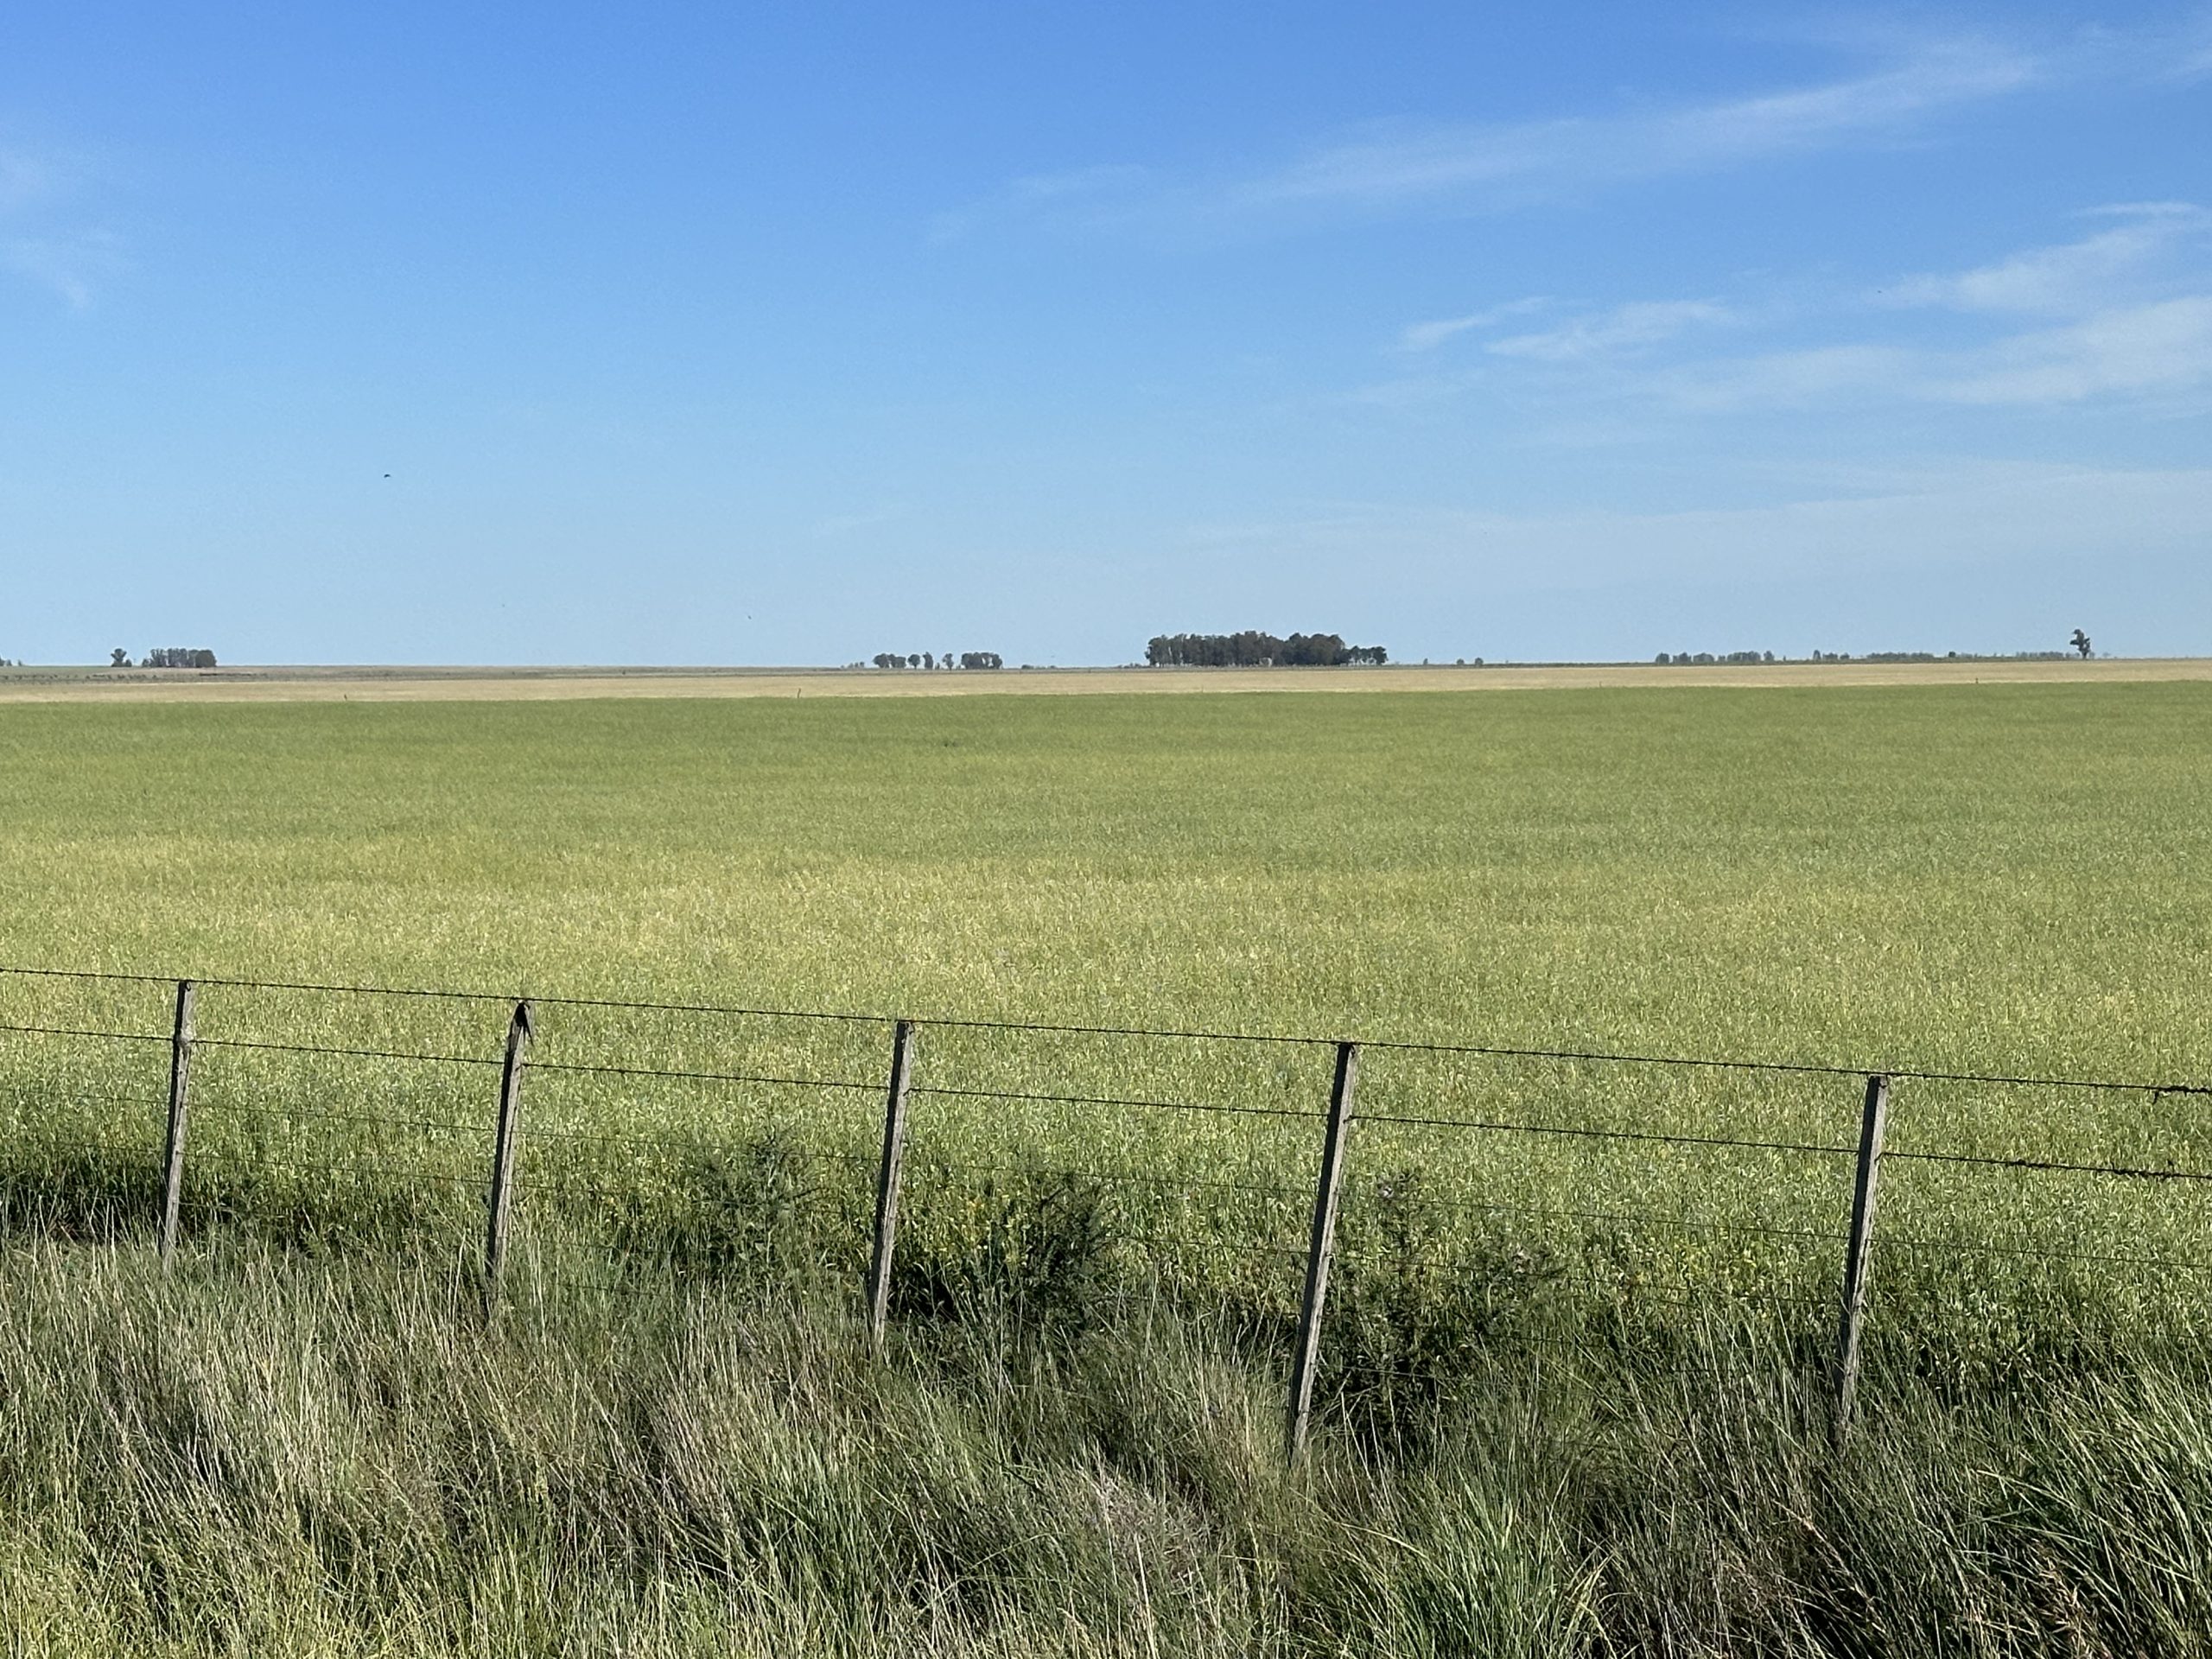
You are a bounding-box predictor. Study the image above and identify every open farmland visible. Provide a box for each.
[4,683,2209,1325]
[4,680,2211,1653]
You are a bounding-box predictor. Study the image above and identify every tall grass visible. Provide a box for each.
[3,1237,2210,1656]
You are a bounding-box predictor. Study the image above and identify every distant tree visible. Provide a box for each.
[906,654,920,669]
[1142,630,1383,668]
[922,652,935,670]
[2070,628,2092,658]
[110,648,130,667]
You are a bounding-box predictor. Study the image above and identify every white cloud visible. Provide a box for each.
[942,35,2052,242]
[1661,344,1913,410]
[1487,300,1737,363]
[1938,295,2212,404]
[1657,296,2212,414]
[1886,202,2210,315]
[1235,39,2036,212]
[1396,297,1550,353]
[1392,208,2212,416]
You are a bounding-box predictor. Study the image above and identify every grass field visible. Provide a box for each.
[3,682,2210,1652]
[4,684,2210,1311]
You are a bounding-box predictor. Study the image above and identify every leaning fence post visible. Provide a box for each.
[1834,1073,1890,1437]
[1285,1040,1359,1465]
[483,999,535,1313]
[156,979,195,1268]
[866,1020,918,1353]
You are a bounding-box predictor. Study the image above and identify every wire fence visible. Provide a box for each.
[2,962,2209,1456]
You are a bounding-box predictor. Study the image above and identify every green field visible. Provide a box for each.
[4,687,2210,1328]
[4,684,2211,1653]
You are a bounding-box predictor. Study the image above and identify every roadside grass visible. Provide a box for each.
[4,1239,2212,1656]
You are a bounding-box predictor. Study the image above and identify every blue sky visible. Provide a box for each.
[3,3,2209,665]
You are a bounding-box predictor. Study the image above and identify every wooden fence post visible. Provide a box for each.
[156,979,195,1268]
[866,1020,918,1353]
[1285,1040,1359,1465]
[1834,1073,1890,1438]
[483,999,534,1313]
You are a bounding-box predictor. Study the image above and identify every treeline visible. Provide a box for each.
[114,647,219,669]
[1656,651,1774,664]
[1145,632,1388,668]
[868,652,1001,670]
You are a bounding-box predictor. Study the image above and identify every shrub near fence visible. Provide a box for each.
[3,963,2210,1459]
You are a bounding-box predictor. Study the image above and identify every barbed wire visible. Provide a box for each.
[1358,1109,1851,1159]
[0,1020,167,1046]
[9,963,2202,1097]
[194,1036,499,1067]
[914,1156,1308,1201]
[913,1083,1319,1122]
[527,1057,879,1091]
[1887,1148,2212,1182]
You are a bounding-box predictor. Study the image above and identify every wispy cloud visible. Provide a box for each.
[1487,300,1738,363]
[1939,295,2212,405]
[940,34,2050,243]
[1396,297,1551,353]
[1649,298,2212,413]
[1240,39,2035,213]
[1388,205,2212,416]
[1884,202,2210,314]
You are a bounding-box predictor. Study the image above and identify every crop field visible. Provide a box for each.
[3,681,2209,1351]
[6,680,2212,1653]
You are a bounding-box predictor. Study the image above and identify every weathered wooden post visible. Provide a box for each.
[866,1020,918,1353]
[1285,1040,1359,1465]
[156,979,195,1268]
[1833,1072,1890,1437]
[483,999,535,1313]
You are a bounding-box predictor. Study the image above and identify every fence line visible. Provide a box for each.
[3,960,2209,1459]
[4,962,2203,1096]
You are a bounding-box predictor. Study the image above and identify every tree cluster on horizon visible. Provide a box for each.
[869,652,1002,670]
[114,647,218,669]
[1144,632,1387,668]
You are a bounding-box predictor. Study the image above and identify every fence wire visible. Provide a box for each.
[5,958,2212,1389]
